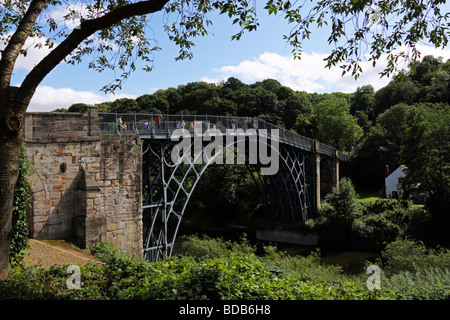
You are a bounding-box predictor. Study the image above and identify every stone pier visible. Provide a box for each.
[24,107,142,257]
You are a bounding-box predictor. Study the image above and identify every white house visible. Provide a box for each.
[385,165,407,199]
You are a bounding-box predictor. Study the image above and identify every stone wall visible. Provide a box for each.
[24,107,142,257]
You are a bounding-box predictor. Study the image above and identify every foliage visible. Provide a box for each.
[89,240,122,262]
[298,95,362,151]
[0,238,371,300]
[380,238,450,276]
[382,268,450,300]
[264,1,450,79]
[351,200,425,251]
[306,178,433,251]
[180,234,256,260]
[9,142,32,265]
[352,56,450,191]
[400,103,450,216]
[350,85,375,125]
[377,238,450,300]
[305,178,361,248]
[2,237,450,300]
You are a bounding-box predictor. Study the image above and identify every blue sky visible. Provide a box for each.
[8,2,450,112]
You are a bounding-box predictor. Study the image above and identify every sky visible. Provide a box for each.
[7,2,450,112]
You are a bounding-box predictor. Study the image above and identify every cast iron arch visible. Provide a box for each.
[141,133,313,261]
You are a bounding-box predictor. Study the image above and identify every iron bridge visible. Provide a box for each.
[99,113,348,261]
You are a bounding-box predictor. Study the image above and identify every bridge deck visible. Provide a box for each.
[98,112,349,161]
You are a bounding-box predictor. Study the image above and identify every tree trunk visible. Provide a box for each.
[0,0,169,280]
[0,97,23,280]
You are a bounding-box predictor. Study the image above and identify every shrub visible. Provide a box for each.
[382,268,450,300]
[381,238,450,275]
[305,178,361,249]
[351,200,412,250]
[379,239,450,300]
[90,240,121,263]
[180,234,256,259]
[308,183,433,251]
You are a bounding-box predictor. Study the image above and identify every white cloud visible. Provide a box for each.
[46,3,91,30]
[202,45,450,93]
[27,85,137,112]
[0,35,54,72]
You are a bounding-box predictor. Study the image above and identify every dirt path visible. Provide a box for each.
[24,239,102,268]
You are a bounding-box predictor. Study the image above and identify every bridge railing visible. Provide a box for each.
[98,112,349,159]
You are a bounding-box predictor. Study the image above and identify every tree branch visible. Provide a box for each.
[15,0,169,111]
[0,0,48,96]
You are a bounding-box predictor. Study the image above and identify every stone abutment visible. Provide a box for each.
[24,107,142,257]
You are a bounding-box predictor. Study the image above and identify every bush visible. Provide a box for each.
[180,234,256,259]
[381,238,450,275]
[307,179,434,251]
[382,268,450,300]
[375,238,450,299]
[89,240,121,263]
[305,178,361,249]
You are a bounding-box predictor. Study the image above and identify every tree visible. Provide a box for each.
[400,104,450,215]
[68,103,88,113]
[410,55,442,86]
[312,96,363,151]
[265,0,450,78]
[279,91,312,129]
[110,98,140,113]
[350,85,375,123]
[1,0,450,279]
[350,103,411,190]
[136,94,168,113]
[374,77,420,115]
[178,81,221,114]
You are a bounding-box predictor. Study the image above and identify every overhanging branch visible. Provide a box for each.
[0,0,48,97]
[15,0,169,110]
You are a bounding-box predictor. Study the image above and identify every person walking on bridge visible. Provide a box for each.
[156,116,162,130]
[117,116,123,133]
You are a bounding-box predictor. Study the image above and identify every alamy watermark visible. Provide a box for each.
[66,265,81,290]
[170,122,280,175]
[365,5,383,31]
[366,265,381,291]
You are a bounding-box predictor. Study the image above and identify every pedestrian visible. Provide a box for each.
[245,116,251,129]
[253,117,258,129]
[232,118,236,130]
[156,116,161,130]
[117,116,123,133]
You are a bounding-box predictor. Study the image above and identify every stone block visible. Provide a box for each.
[74,214,107,250]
